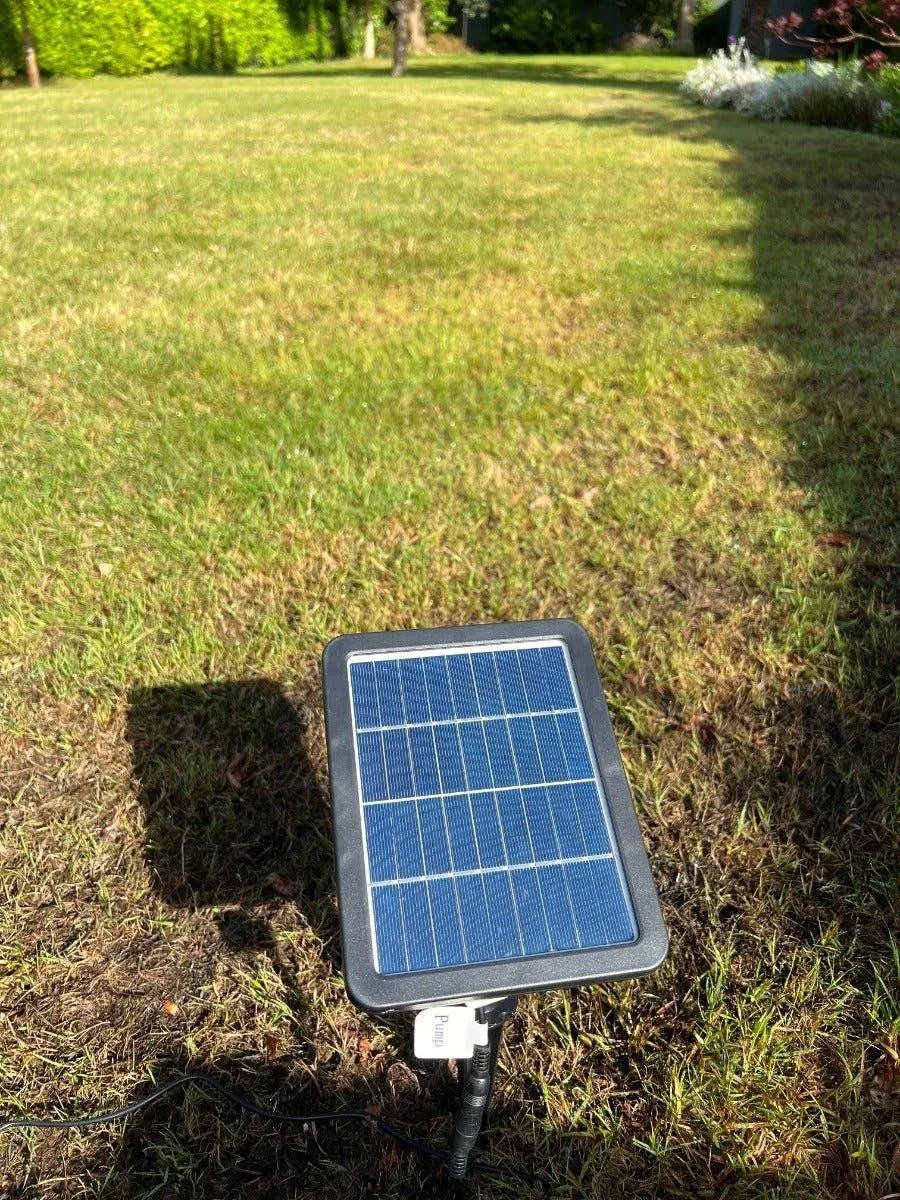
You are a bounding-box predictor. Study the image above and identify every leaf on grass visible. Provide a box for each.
[161,999,179,1017]
[529,493,552,511]
[871,1061,900,1108]
[264,1032,279,1064]
[655,443,680,467]
[96,562,114,577]
[266,871,299,898]
[226,752,247,789]
[579,487,598,506]
[356,1031,375,1063]
[688,713,718,749]
[819,532,851,548]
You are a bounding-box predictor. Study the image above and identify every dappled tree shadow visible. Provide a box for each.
[509,98,897,942]
[240,58,682,90]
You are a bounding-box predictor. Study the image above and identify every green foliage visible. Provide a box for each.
[424,0,452,34]
[0,0,332,78]
[617,0,678,41]
[487,0,608,52]
[875,62,900,135]
[789,61,887,130]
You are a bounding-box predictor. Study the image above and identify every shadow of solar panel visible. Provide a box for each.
[349,642,636,976]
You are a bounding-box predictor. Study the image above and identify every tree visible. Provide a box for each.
[766,0,899,59]
[408,0,429,52]
[460,0,489,45]
[325,0,349,56]
[674,0,698,47]
[15,0,40,87]
[392,0,409,73]
[363,0,377,56]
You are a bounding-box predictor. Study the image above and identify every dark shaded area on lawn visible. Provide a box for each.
[241,58,681,91]
[126,680,340,961]
[526,97,898,948]
[12,1053,460,1200]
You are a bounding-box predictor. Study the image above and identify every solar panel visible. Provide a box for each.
[323,621,667,1012]
[349,642,636,975]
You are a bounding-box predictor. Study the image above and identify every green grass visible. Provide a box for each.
[1,54,898,1199]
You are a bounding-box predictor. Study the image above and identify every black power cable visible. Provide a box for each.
[449,1040,493,1179]
[0,1072,531,1185]
[449,997,519,1181]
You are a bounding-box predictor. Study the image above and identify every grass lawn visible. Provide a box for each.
[0,53,898,1199]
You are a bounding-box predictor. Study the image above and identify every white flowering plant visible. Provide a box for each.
[679,38,772,110]
[681,41,896,134]
[747,62,831,119]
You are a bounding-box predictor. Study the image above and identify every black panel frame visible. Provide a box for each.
[322,619,668,1013]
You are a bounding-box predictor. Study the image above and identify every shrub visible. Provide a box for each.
[875,62,900,134]
[790,61,887,130]
[747,60,888,131]
[0,0,333,78]
[487,0,609,53]
[682,44,896,134]
[747,58,834,119]
[679,38,771,110]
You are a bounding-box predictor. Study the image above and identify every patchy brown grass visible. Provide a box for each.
[0,55,898,1199]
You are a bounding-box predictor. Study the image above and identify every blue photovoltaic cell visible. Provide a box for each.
[348,641,636,975]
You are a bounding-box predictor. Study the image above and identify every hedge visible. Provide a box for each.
[486,0,610,52]
[0,0,335,77]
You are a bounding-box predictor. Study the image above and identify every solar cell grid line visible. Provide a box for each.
[497,645,590,952]
[370,662,410,975]
[429,652,499,971]
[415,654,471,970]
[525,648,628,936]
[373,652,439,973]
[441,648,543,963]
[464,653,527,960]
[393,655,442,972]
[485,651,557,956]
[351,653,582,734]
[506,648,584,950]
[347,641,638,977]
[400,650,470,970]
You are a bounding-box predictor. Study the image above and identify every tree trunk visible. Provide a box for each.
[674,0,697,49]
[408,0,428,53]
[328,0,348,57]
[16,0,41,88]
[363,0,376,57]
[745,0,768,53]
[391,0,408,75]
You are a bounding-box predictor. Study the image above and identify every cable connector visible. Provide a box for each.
[448,1040,493,1180]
